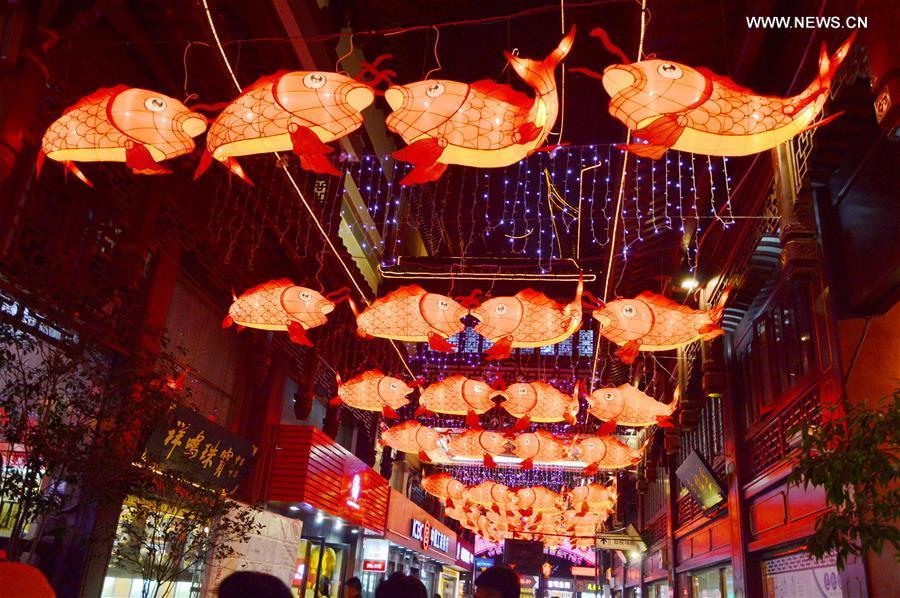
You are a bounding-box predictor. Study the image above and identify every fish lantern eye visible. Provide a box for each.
[603,392,615,402]
[622,305,637,318]
[518,387,528,395]
[495,304,508,315]
[474,384,483,393]
[437,298,450,311]
[303,72,327,89]
[144,97,168,112]
[389,382,399,391]
[657,63,683,80]
[425,82,445,98]
[299,291,312,303]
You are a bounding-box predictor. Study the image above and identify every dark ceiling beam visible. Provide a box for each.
[95,0,178,93]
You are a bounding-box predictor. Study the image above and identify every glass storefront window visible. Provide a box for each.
[292,539,348,598]
[689,566,734,598]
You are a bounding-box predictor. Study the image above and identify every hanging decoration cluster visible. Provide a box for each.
[422,473,617,546]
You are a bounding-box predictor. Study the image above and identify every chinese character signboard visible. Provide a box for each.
[675,449,726,510]
[144,406,255,492]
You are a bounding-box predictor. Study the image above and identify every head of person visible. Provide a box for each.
[344,576,362,598]
[218,571,292,598]
[475,565,521,598]
[374,572,428,598]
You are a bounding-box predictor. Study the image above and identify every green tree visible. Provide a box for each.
[790,390,900,569]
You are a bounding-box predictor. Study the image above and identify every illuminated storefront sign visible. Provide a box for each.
[411,518,450,553]
[362,539,390,572]
[456,544,474,566]
[347,473,362,510]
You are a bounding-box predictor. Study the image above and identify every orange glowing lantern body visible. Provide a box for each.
[330,369,413,418]
[421,473,468,508]
[416,375,501,423]
[197,71,375,182]
[512,486,564,514]
[384,28,575,186]
[466,481,513,509]
[570,434,644,474]
[514,430,571,469]
[379,420,445,462]
[500,381,579,424]
[587,383,678,428]
[568,483,617,512]
[471,276,583,361]
[352,285,467,352]
[39,86,207,186]
[223,279,336,346]
[446,429,511,468]
[592,291,725,364]
[594,30,855,159]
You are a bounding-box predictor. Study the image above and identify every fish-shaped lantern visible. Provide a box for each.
[379,421,445,462]
[471,275,584,361]
[446,429,511,468]
[352,285,467,352]
[568,483,616,512]
[416,375,502,426]
[38,86,207,186]
[421,473,468,508]
[384,27,575,185]
[500,381,579,426]
[466,481,513,509]
[510,486,564,515]
[330,370,414,418]
[586,383,678,429]
[196,71,375,183]
[592,291,727,364]
[579,28,855,159]
[570,433,643,474]
[222,279,338,346]
[514,430,570,470]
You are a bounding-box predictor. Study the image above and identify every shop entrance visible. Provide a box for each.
[293,537,350,598]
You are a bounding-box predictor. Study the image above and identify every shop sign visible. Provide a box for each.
[676,449,726,510]
[346,473,362,510]
[474,557,494,571]
[519,576,539,589]
[144,406,255,492]
[411,518,449,553]
[574,579,605,592]
[456,543,474,566]
[547,578,572,590]
[362,539,390,572]
[595,524,647,554]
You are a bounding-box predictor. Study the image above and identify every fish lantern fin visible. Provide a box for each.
[287,321,314,346]
[290,126,341,176]
[427,331,456,352]
[446,498,455,509]
[223,157,254,185]
[414,404,426,417]
[656,415,675,428]
[466,410,482,430]
[378,437,386,447]
[394,138,447,185]
[516,122,541,145]
[63,161,93,187]
[483,336,513,361]
[563,411,577,425]
[598,419,618,436]
[418,450,432,463]
[36,151,46,177]
[699,323,725,341]
[484,454,497,468]
[193,150,213,180]
[621,114,685,159]
[329,396,342,406]
[126,144,171,175]
[521,507,533,517]
[513,415,531,432]
[520,458,534,470]
[221,314,234,329]
[615,340,640,364]
[579,502,589,516]
[583,462,600,476]
[235,324,246,332]
[382,405,401,419]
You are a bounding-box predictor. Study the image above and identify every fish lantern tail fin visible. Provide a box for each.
[513,416,531,432]
[709,284,732,324]
[225,157,254,185]
[427,332,456,353]
[287,321,314,346]
[36,150,46,178]
[64,161,93,187]
[193,150,213,180]
[520,457,534,470]
[819,32,857,87]
[382,405,400,419]
[221,314,234,329]
[656,415,675,429]
[504,26,575,96]
[483,336,513,361]
[583,462,599,476]
[563,411,577,425]
[418,450,432,463]
[329,396,342,407]
[598,419,618,436]
[484,454,497,468]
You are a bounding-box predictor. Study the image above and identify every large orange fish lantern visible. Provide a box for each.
[38,86,207,186]
[592,291,728,364]
[223,279,341,346]
[587,383,678,428]
[471,275,584,361]
[500,381,579,426]
[567,483,617,512]
[570,433,644,474]
[330,370,413,418]
[416,375,503,427]
[196,71,375,183]
[514,430,571,470]
[575,28,855,159]
[379,421,445,462]
[421,473,468,508]
[384,27,575,185]
[446,429,512,468]
[352,285,467,352]
[510,486,564,515]
[465,481,513,509]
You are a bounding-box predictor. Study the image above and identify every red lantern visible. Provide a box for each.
[39,86,207,186]
[384,28,575,185]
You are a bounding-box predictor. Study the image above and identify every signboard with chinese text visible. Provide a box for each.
[144,406,255,492]
[675,450,726,510]
[362,539,390,572]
